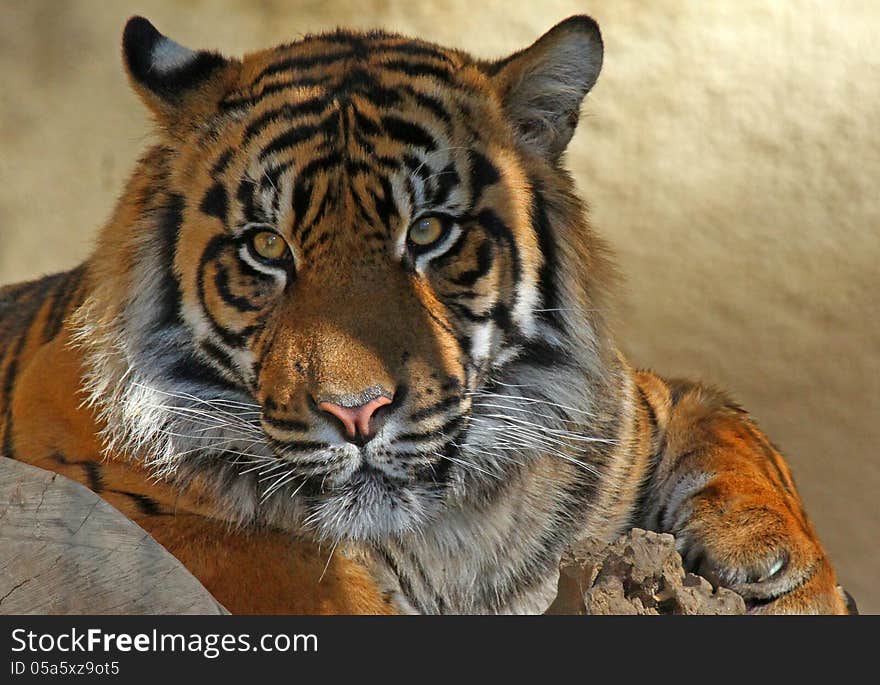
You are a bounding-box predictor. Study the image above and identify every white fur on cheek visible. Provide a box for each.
[470,321,494,362]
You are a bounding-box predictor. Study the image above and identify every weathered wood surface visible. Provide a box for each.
[0,457,228,614]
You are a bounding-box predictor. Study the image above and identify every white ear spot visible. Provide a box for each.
[151,36,197,73]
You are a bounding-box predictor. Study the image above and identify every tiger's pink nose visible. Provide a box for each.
[317,395,393,443]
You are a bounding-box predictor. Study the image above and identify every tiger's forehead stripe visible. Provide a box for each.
[227,37,466,117]
[228,107,468,246]
[192,32,493,250]
[242,31,461,90]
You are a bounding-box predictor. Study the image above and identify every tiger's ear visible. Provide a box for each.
[487,16,603,160]
[122,16,236,125]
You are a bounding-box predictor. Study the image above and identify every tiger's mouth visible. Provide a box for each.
[258,421,464,540]
[290,453,452,542]
[267,435,457,493]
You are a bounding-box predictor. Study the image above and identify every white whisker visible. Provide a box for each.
[318,538,340,583]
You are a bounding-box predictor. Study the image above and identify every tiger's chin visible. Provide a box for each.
[300,464,446,543]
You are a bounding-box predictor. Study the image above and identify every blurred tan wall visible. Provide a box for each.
[1,1,877,612]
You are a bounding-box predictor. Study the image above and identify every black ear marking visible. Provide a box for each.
[488,15,604,160]
[122,16,227,104]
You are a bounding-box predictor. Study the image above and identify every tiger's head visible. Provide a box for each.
[78,16,614,542]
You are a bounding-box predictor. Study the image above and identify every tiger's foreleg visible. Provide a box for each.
[634,372,849,614]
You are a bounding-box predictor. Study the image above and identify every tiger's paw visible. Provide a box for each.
[671,491,848,614]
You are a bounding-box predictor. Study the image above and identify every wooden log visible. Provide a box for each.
[0,457,227,614]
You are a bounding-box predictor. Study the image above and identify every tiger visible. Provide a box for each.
[0,14,852,614]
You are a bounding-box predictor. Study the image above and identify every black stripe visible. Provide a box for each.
[413,297,456,338]
[346,155,400,176]
[295,194,333,249]
[441,376,462,392]
[0,286,46,459]
[409,396,460,422]
[235,178,261,225]
[250,50,355,91]
[380,59,454,83]
[266,437,330,452]
[428,441,457,487]
[262,415,309,433]
[42,266,85,344]
[351,105,381,136]
[261,162,293,199]
[476,207,519,269]
[220,76,332,111]
[242,97,332,145]
[197,237,260,348]
[259,119,333,162]
[393,415,465,444]
[343,69,403,108]
[113,490,164,517]
[0,280,44,312]
[211,149,235,177]
[429,162,459,206]
[373,544,425,612]
[292,178,315,225]
[296,150,343,181]
[515,339,570,369]
[632,385,663,529]
[740,420,797,500]
[373,175,398,228]
[408,89,452,126]
[1,418,16,459]
[654,448,703,531]
[214,263,261,313]
[474,209,513,244]
[50,453,105,493]
[155,193,186,328]
[529,182,562,328]
[402,153,432,184]
[490,302,514,332]
[199,340,238,376]
[375,42,454,62]
[380,115,437,151]
[80,462,104,493]
[175,341,240,388]
[429,230,471,273]
[450,239,494,287]
[447,301,493,324]
[468,150,501,207]
[199,182,228,223]
[394,543,446,614]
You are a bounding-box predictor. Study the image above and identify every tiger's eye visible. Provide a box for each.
[408,216,446,247]
[251,231,288,261]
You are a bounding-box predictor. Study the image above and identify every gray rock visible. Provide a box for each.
[546,528,747,615]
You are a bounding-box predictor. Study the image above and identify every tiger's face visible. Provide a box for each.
[113,16,604,541]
